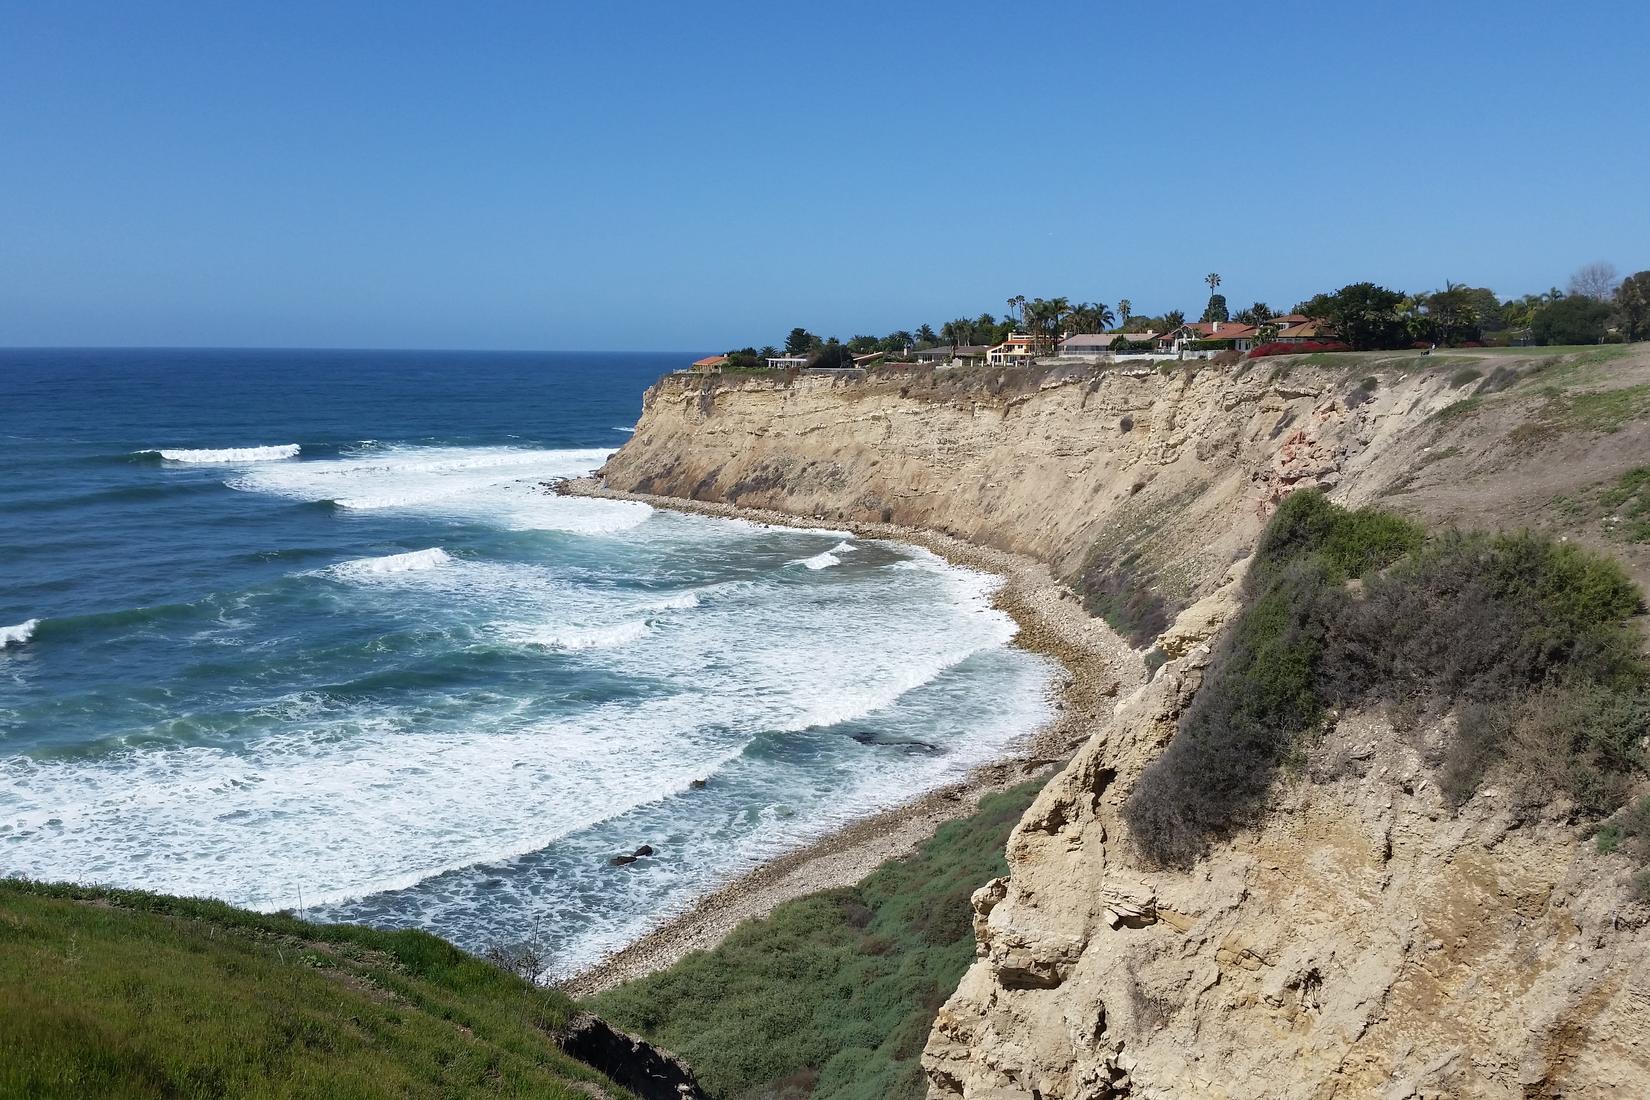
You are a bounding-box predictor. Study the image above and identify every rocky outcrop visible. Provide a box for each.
[601,349,1650,1098]
[558,1013,707,1099]
[923,582,1650,1098]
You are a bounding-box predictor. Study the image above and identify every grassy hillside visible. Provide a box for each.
[0,880,622,1100]
[586,781,1044,1100]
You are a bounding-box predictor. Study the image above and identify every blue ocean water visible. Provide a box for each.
[0,348,1051,974]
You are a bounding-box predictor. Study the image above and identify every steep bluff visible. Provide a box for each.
[600,349,1650,1098]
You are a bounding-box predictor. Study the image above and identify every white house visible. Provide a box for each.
[986,333,1037,365]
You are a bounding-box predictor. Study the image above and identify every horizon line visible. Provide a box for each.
[0,344,712,356]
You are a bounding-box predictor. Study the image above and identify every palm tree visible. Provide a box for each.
[1118,299,1132,329]
[1205,273,1222,294]
[915,324,938,348]
[1163,309,1186,329]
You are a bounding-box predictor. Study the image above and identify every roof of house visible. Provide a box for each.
[1061,331,1162,350]
[1190,322,1259,342]
[1276,321,1332,339]
[1271,313,1310,325]
[916,344,992,358]
[1059,333,1117,349]
[691,354,729,368]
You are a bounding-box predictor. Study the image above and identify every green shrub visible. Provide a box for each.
[1598,824,1624,854]
[1124,491,1650,867]
[587,782,1044,1100]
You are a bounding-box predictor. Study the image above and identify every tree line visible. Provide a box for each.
[717,262,1649,368]
[1295,263,1649,350]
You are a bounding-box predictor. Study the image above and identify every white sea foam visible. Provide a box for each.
[508,619,650,651]
[829,541,856,554]
[150,444,300,463]
[0,488,1050,965]
[332,547,453,579]
[230,444,652,536]
[642,589,703,611]
[0,619,39,649]
[794,550,842,570]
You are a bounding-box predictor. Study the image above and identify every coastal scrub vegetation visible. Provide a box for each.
[1124,490,1650,869]
[0,880,608,1099]
[586,781,1043,1100]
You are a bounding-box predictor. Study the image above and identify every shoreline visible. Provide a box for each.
[553,477,1137,998]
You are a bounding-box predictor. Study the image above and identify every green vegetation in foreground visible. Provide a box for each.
[0,880,609,1100]
[1124,490,1650,869]
[586,781,1044,1100]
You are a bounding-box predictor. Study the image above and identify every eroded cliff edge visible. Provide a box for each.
[599,349,1650,1098]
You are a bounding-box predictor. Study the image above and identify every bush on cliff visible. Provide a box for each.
[586,781,1043,1100]
[1124,490,1650,868]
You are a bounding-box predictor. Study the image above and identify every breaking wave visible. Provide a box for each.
[506,619,651,651]
[793,550,842,570]
[143,444,301,464]
[0,619,39,649]
[332,547,453,579]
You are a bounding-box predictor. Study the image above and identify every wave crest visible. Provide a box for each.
[332,547,453,579]
[143,444,302,464]
[510,620,649,651]
[793,550,842,570]
[0,619,39,649]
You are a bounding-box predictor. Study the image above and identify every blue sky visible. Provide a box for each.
[3,0,1648,351]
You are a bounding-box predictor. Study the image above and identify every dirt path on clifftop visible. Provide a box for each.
[553,477,1139,997]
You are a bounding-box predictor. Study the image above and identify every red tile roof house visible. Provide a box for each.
[1159,321,1259,355]
[690,354,729,373]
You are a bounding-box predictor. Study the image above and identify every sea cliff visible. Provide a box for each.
[597,348,1650,1098]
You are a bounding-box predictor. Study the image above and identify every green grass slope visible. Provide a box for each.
[0,880,621,1100]
[586,781,1044,1100]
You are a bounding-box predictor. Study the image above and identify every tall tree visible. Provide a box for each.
[1117,299,1132,328]
[1616,271,1650,342]
[1234,302,1273,325]
[915,324,939,348]
[1306,283,1408,350]
[1205,273,1221,294]
[1568,261,1620,301]
[784,327,815,356]
[1532,296,1612,345]
[1200,294,1230,324]
[1162,309,1186,329]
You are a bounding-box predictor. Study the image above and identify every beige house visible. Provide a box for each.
[986,333,1037,365]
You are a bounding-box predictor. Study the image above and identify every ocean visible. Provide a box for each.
[0,348,1051,975]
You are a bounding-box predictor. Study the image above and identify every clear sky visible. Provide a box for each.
[3,0,1648,351]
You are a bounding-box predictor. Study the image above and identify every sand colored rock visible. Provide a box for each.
[600,349,1650,1097]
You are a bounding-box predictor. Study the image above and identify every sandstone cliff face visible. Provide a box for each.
[923,583,1650,1098]
[602,351,1650,1098]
